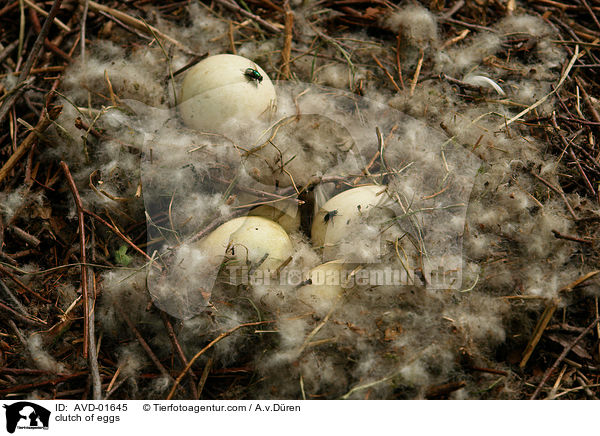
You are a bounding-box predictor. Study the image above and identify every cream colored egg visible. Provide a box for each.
[179,54,276,134]
[297,261,346,313]
[196,216,293,275]
[248,203,300,234]
[311,185,394,261]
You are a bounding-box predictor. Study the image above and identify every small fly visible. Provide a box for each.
[323,209,339,224]
[244,67,263,85]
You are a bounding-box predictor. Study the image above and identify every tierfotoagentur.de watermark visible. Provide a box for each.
[225,264,461,289]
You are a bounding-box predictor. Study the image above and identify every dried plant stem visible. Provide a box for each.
[546,364,569,399]
[531,316,600,399]
[212,175,301,203]
[280,2,293,79]
[579,0,600,32]
[0,0,63,126]
[0,299,45,326]
[500,46,580,129]
[520,271,599,368]
[9,225,41,247]
[0,264,50,302]
[531,171,578,220]
[188,209,246,244]
[372,53,401,92]
[559,271,600,292]
[551,229,593,244]
[440,73,482,91]
[116,305,172,381]
[213,0,281,34]
[0,1,19,18]
[0,372,89,396]
[571,147,595,195]
[60,161,90,360]
[340,346,431,399]
[0,40,18,65]
[0,277,28,315]
[0,105,61,184]
[87,228,102,399]
[520,299,559,368]
[228,21,237,55]
[440,0,465,18]
[166,320,275,400]
[23,0,70,31]
[81,0,89,62]
[425,381,467,399]
[105,366,121,395]
[196,357,212,399]
[595,298,600,361]
[83,208,158,267]
[297,299,340,357]
[574,77,600,123]
[395,35,405,90]
[85,0,192,53]
[469,366,509,376]
[441,28,470,49]
[410,49,424,96]
[140,18,177,107]
[160,311,198,398]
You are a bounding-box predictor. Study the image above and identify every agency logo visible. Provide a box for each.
[3,402,50,434]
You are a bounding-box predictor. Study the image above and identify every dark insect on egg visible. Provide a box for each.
[323,209,339,224]
[244,68,263,84]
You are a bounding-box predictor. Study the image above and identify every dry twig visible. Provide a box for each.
[60,161,91,361]
[0,106,61,184]
[531,317,600,399]
[166,320,275,399]
[0,0,63,126]
[280,2,294,79]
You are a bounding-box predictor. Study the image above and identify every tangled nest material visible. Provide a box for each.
[1,0,600,400]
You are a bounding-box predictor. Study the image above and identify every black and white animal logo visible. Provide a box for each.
[3,402,50,433]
